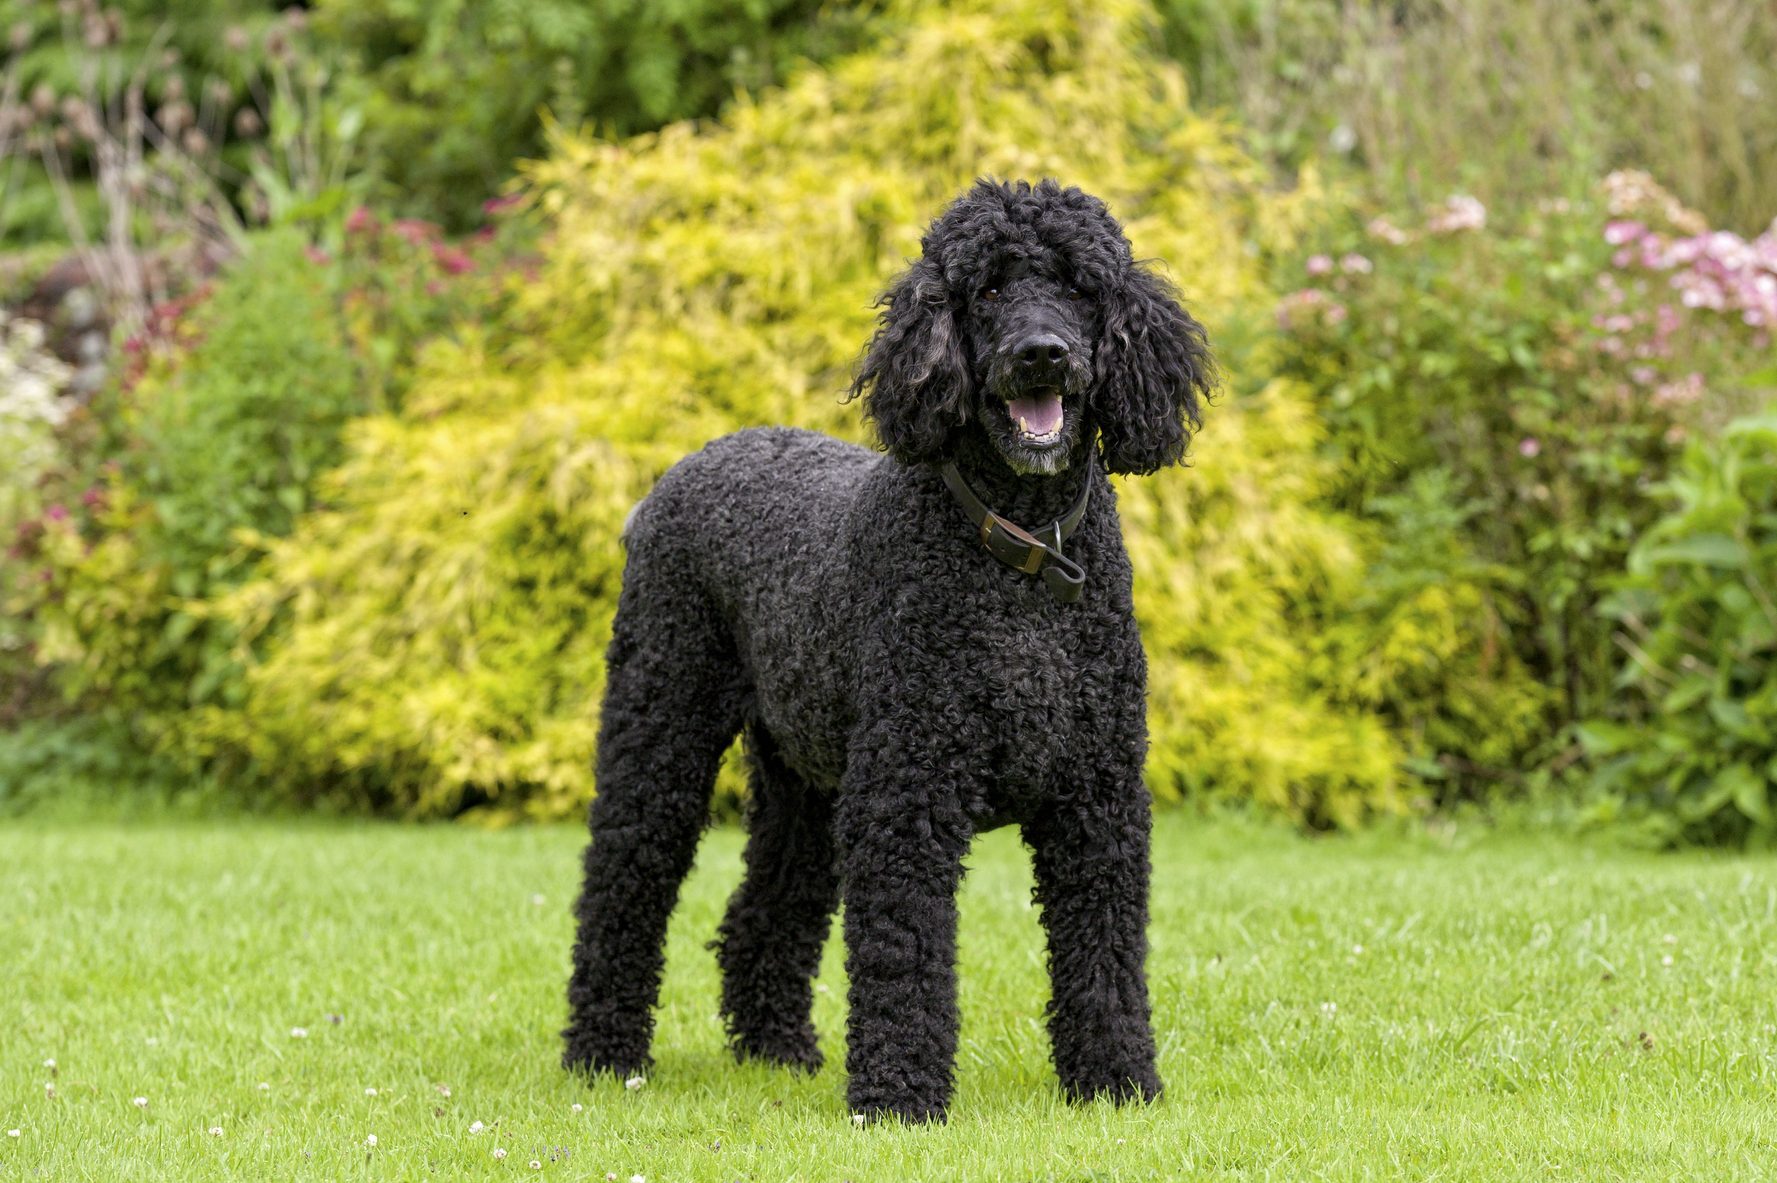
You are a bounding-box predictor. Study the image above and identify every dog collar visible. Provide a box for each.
[937,458,1091,604]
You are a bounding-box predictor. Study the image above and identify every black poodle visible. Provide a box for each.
[563,178,1215,1123]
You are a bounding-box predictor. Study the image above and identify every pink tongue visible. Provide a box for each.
[1007,392,1064,436]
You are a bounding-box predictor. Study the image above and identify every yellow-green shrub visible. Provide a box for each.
[194,0,1406,824]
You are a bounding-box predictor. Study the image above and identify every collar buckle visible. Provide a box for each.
[938,459,1092,603]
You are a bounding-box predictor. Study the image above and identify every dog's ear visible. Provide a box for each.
[849,257,971,465]
[1092,265,1216,475]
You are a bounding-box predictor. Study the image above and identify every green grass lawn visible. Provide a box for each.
[4,814,1777,1181]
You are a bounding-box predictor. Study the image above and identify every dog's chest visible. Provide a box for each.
[964,613,1091,792]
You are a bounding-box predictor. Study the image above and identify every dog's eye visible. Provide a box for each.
[980,287,1000,303]
[1066,287,1085,301]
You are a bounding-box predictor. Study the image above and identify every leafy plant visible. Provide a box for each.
[1275,172,1775,812]
[182,0,1405,825]
[1587,413,1777,846]
[7,211,518,724]
[1274,190,1668,798]
[310,0,882,230]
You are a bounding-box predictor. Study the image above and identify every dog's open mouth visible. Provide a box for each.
[1006,390,1066,446]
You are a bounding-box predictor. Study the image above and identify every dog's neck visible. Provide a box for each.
[946,431,1097,527]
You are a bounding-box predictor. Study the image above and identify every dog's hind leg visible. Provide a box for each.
[712,725,838,1070]
[563,568,745,1079]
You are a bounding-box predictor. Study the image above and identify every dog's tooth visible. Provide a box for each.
[1016,416,1028,432]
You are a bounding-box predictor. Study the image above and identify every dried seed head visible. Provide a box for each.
[156,100,192,134]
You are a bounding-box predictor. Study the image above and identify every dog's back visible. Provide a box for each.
[621,426,878,787]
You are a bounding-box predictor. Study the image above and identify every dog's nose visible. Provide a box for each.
[1014,334,1069,368]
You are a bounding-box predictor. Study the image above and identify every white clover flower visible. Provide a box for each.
[630,1175,645,1183]
[209,1127,224,1137]
[571,1103,583,1114]
[257,1082,271,1091]
[469,1120,486,1134]
[7,1130,20,1138]
[623,1075,646,1091]
[42,1059,56,1071]
[1320,1001,1338,1018]
[852,1113,866,1127]
[436,1084,452,1097]
[493,1147,508,1160]
[365,1087,378,1096]
[366,1134,378,1148]
[133,1097,149,1109]
[530,1160,543,1170]
[1661,955,1675,967]
[291,1027,308,1039]
[531,894,546,907]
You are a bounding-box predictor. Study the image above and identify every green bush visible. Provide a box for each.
[1275,192,1671,800]
[310,0,882,230]
[1587,413,1777,847]
[18,232,363,715]
[1275,175,1775,809]
[181,0,1406,825]
[7,214,519,721]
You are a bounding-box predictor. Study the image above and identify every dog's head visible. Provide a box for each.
[850,179,1216,476]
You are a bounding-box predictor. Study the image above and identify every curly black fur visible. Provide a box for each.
[563,179,1217,1123]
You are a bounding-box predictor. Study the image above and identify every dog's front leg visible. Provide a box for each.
[835,720,975,1124]
[1025,763,1162,1106]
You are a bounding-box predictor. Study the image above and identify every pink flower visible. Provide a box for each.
[1518,437,1541,458]
[1604,220,1645,246]
[482,193,524,217]
[305,246,330,266]
[392,219,440,245]
[1367,216,1410,246]
[1652,373,1705,408]
[345,206,376,235]
[1306,254,1334,277]
[44,504,68,522]
[431,244,473,275]
[1339,253,1373,274]
[1428,194,1486,234]
[1276,288,1327,332]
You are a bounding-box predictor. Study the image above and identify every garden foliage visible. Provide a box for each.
[1271,176,1776,806]
[6,0,1773,842]
[169,0,1404,824]
[310,0,880,230]
[6,218,513,753]
[1588,414,1777,846]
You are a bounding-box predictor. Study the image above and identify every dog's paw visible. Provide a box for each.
[845,1078,951,1126]
[561,1027,651,1082]
[848,1099,949,1127]
[1060,1068,1163,1106]
[731,1033,824,1074]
